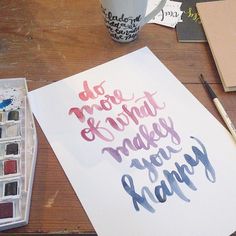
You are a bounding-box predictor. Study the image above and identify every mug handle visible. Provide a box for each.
[141,0,167,27]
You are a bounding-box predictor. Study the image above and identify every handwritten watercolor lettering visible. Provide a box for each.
[130,145,182,183]
[122,91,165,125]
[81,117,115,142]
[121,137,215,213]
[102,116,181,162]
[68,79,216,213]
[105,91,165,132]
[69,81,165,142]
[69,80,134,122]
[79,80,106,101]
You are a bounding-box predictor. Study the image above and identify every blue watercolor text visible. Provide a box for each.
[121,136,216,213]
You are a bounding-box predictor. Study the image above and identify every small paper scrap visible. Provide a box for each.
[147,0,183,28]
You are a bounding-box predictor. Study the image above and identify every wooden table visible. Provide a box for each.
[0,0,235,234]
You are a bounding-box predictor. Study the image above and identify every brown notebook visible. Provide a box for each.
[196,0,236,92]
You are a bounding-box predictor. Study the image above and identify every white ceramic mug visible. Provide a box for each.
[100,0,167,43]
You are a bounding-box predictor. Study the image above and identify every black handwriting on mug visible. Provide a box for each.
[102,7,142,41]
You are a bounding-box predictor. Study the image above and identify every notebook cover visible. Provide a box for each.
[197,0,236,92]
[176,0,214,42]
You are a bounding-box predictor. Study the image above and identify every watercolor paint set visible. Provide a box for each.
[0,78,37,231]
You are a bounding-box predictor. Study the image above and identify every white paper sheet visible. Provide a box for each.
[29,47,236,236]
[147,0,183,28]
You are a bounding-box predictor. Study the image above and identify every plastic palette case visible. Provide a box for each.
[0,78,37,231]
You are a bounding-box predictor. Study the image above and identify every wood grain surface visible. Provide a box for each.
[0,0,235,234]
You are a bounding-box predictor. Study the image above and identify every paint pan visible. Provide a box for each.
[0,179,20,199]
